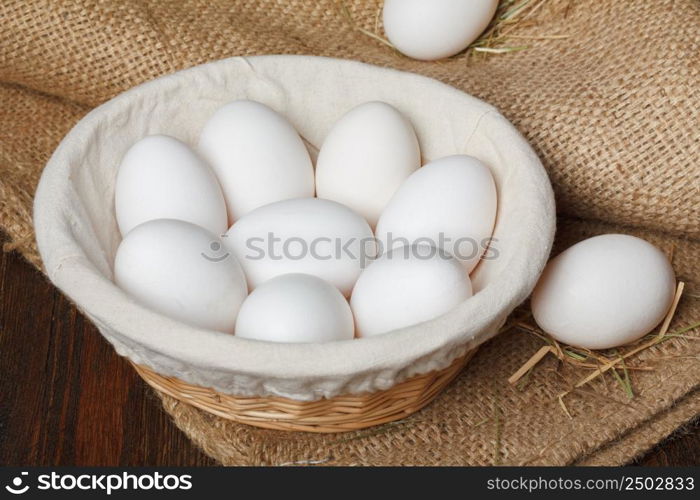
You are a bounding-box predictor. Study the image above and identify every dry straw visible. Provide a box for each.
[508,281,700,416]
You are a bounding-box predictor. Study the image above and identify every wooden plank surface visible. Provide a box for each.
[0,234,215,466]
[0,236,697,466]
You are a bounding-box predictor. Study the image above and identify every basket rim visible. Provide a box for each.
[34,55,555,392]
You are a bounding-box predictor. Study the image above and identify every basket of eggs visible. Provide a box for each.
[34,56,555,432]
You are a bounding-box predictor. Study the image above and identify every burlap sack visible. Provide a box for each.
[1,0,698,465]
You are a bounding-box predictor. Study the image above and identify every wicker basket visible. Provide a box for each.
[133,349,475,433]
[34,56,555,434]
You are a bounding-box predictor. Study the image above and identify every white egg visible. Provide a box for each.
[198,99,314,222]
[115,135,227,236]
[531,234,676,350]
[315,101,421,227]
[114,219,248,333]
[351,244,473,337]
[224,198,376,297]
[383,0,499,61]
[235,273,354,343]
[375,155,497,273]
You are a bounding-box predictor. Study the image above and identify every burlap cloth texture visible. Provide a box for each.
[1,0,698,465]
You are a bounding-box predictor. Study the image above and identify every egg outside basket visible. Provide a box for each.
[34,56,555,433]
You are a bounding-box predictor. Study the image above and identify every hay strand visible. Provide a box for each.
[558,395,572,419]
[656,281,685,340]
[508,345,553,384]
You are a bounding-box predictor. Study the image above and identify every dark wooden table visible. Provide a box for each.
[1,235,697,466]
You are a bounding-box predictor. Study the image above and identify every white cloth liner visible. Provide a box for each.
[34,55,555,401]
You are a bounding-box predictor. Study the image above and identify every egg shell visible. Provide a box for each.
[198,99,315,222]
[114,219,248,333]
[531,234,676,350]
[115,135,227,236]
[351,244,473,337]
[375,155,497,273]
[315,101,421,227]
[225,197,376,296]
[383,0,499,61]
[235,273,355,343]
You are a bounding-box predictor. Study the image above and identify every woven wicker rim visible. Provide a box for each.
[133,348,476,433]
